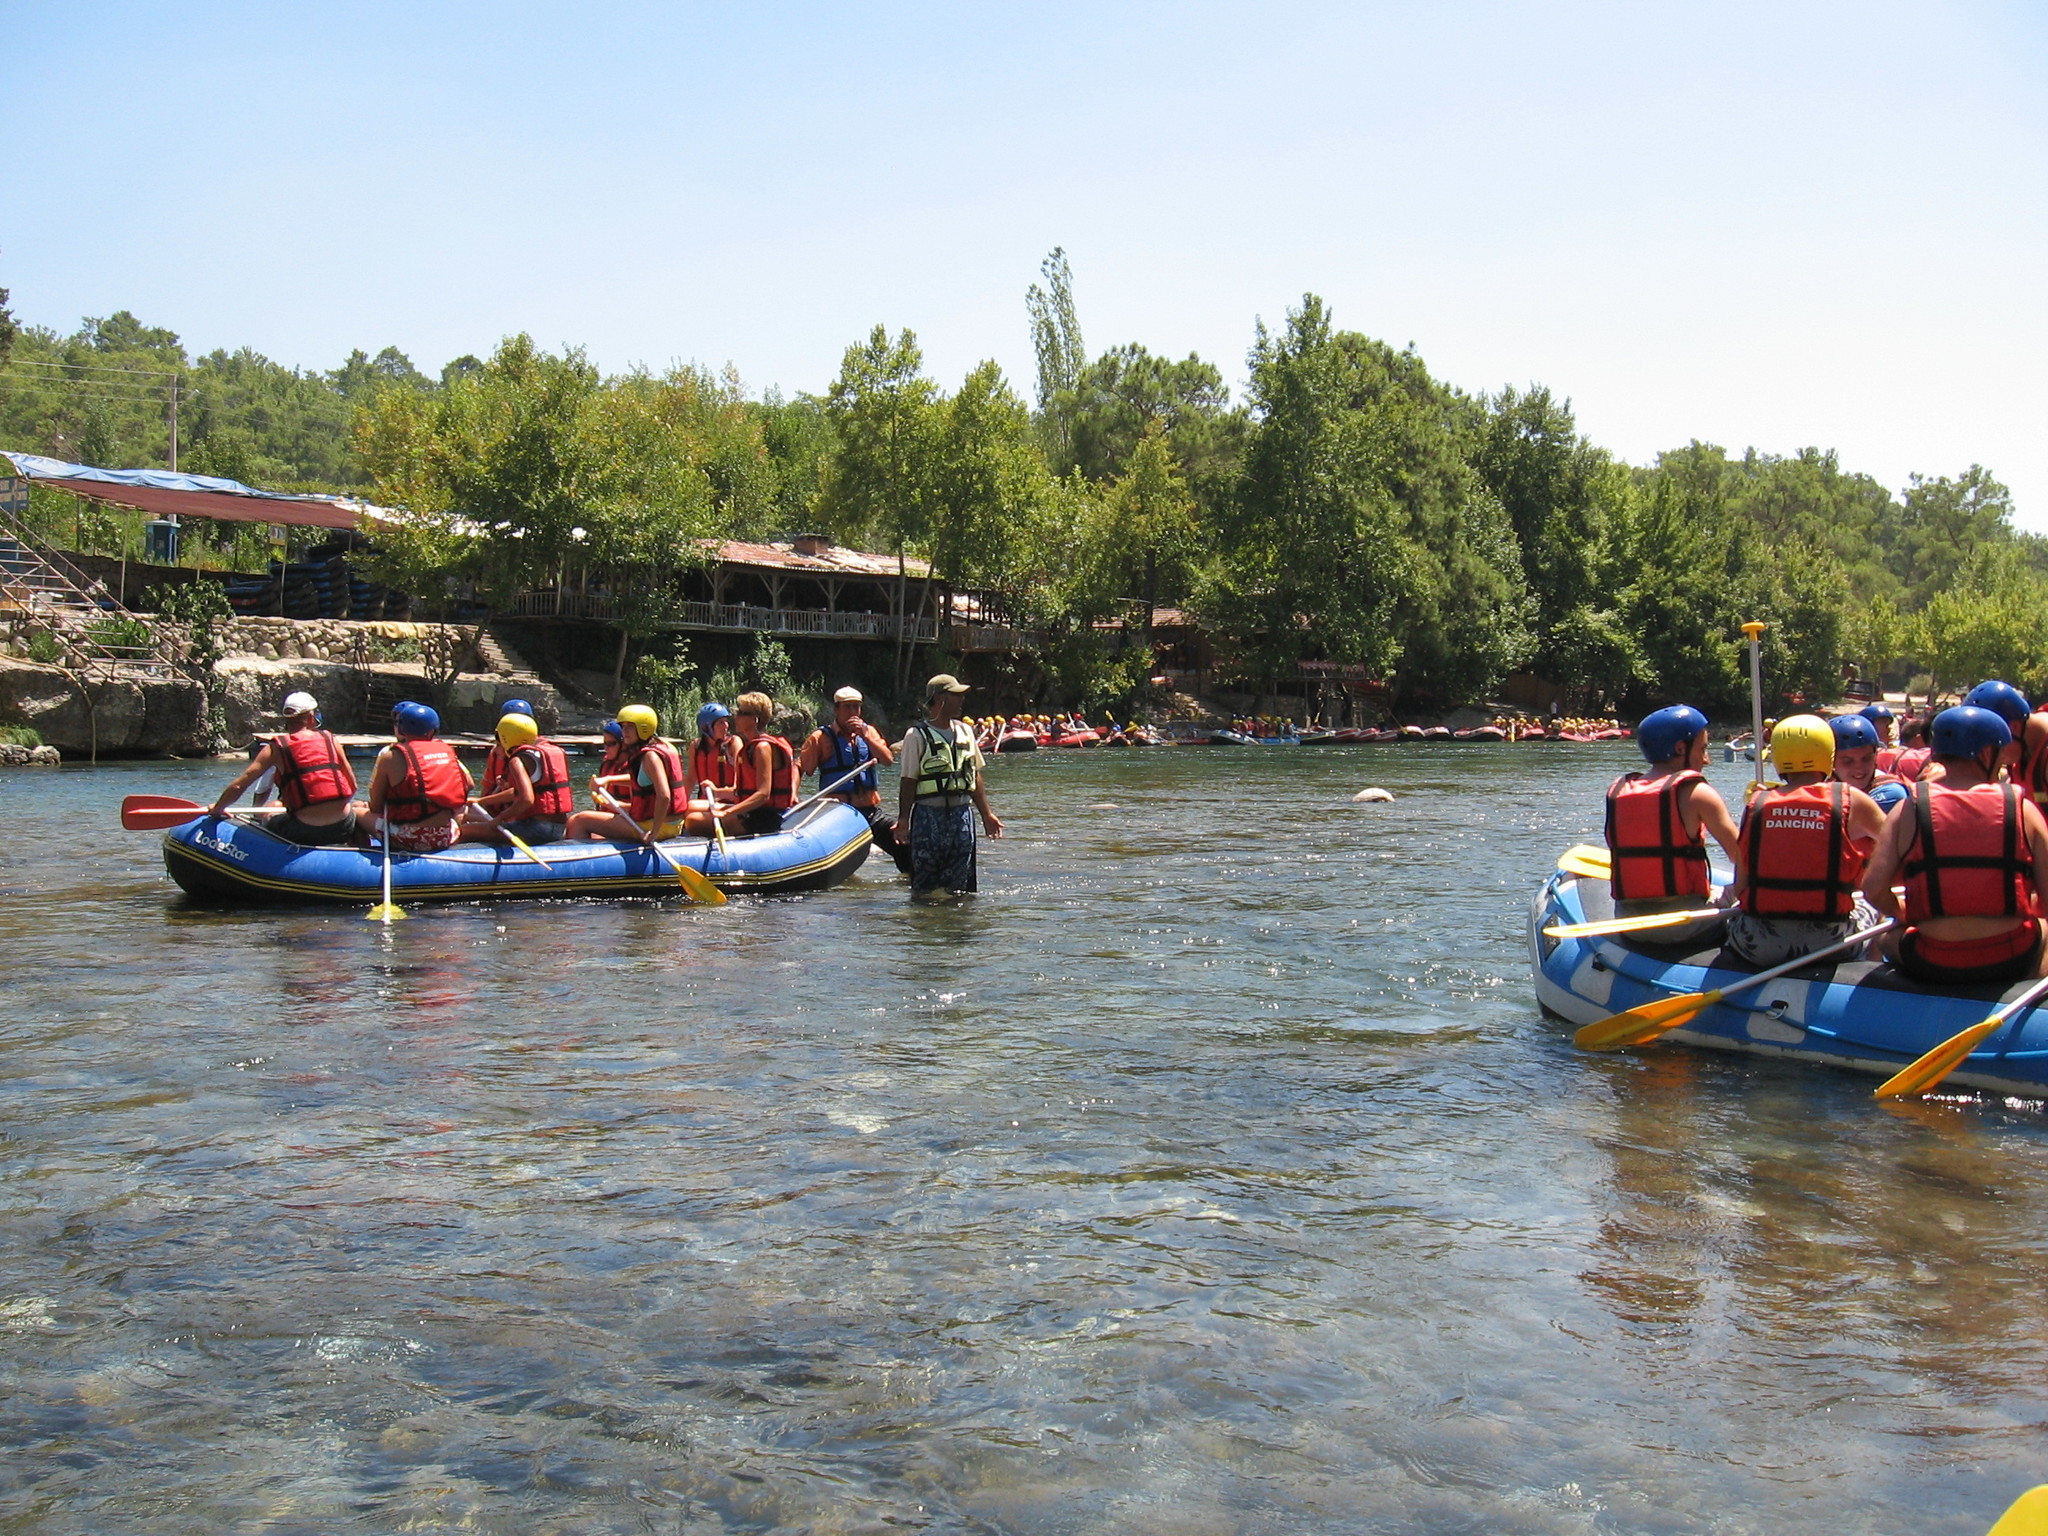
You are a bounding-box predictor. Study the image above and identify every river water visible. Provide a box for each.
[0,743,2043,1534]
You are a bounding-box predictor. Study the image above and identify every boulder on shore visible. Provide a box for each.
[0,660,211,757]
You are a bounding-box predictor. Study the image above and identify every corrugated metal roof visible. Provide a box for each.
[707,538,932,579]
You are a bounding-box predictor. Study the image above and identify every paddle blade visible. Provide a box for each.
[364,902,407,923]
[124,805,211,830]
[677,865,728,906]
[1562,843,1610,869]
[121,794,207,829]
[1558,853,1613,880]
[1545,908,1722,940]
[1574,989,1721,1052]
[1987,1485,2048,1536]
[1874,1016,2004,1099]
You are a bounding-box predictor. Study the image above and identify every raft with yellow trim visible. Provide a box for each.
[1531,860,2048,1097]
[163,801,873,905]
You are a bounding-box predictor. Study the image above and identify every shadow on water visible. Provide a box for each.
[0,748,2043,1531]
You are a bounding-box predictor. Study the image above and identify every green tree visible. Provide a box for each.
[331,346,432,400]
[1899,466,2013,607]
[1209,297,1531,706]
[0,284,16,370]
[1058,344,1248,534]
[352,335,728,659]
[1914,543,2048,700]
[929,360,1047,593]
[817,326,943,692]
[1100,421,1202,635]
[1026,247,1086,467]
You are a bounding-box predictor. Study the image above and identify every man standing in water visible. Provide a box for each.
[895,673,1002,897]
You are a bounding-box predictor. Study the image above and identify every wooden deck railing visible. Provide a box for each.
[502,590,938,642]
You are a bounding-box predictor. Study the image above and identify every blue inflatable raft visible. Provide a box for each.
[163,801,873,905]
[1531,859,2048,1097]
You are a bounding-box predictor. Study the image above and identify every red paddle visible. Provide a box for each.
[120,794,285,831]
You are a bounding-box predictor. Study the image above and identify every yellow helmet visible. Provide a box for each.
[616,703,659,740]
[1769,713,1835,775]
[496,712,538,750]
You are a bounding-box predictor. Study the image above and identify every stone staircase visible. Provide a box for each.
[0,511,176,681]
[479,622,602,726]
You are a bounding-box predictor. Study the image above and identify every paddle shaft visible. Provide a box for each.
[1544,907,1724,939]
[1875,969,2048,1098]
[366,815,405,921]
[1695,920,1895,1007]
[1575,919,1895,1051]
[1742,620,1767,788]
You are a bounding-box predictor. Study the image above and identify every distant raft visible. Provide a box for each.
[162,801,873,905]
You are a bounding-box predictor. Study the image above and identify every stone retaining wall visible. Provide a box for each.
[217,618,479,667]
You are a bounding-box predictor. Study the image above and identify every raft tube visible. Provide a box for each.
[163,801,874,906]
[1530,862,2048,1097]
[996,731,1039,753]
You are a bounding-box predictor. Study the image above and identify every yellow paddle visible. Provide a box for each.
[1874,971,2048,1099]
[1574,921,1893,1051]
[596,788,726,906]
[1544,908,1724,940]
[1987,1485,2048,1536]
[366,818,406,923]
[466,802,549,869]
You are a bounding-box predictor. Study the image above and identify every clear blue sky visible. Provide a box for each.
[8,2,2045,522]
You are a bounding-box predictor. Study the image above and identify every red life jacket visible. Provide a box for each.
[269,728,352,812]
[690,736,734,792]
[1893,747,1932,783]
[627,738,689,824]
[1738,781,1864,920]
[733,732,797,810]
[385,738,467,824]
[481,743,509,795]
[2025,708,2048,805]
[511,739,574,820]
[1605,770,1710,901]
[1876,746,1901,774]
[1903,780,2042,923]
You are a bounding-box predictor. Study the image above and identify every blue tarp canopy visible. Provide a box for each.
[1,452,384,531]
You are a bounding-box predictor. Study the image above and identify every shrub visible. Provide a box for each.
[26,632,64,665]
[84,614,155,652]
[0,725,41,748]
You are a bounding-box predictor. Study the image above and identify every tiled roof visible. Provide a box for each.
[707,539,932,579]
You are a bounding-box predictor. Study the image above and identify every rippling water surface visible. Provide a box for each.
[1,744,2045,1534]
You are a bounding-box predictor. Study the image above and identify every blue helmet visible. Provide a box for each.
[1858,702,1894,723]
[501,698,535,719]
[1637,704,1709,763]
[1829,714,1881,751]
[394,701,440,738]
[602,719,623,740]
[1931,705,2012,759]
[696,701,731,736]
[1964,680,2030,724]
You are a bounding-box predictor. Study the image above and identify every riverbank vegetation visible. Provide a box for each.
[2,260,2040,713]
